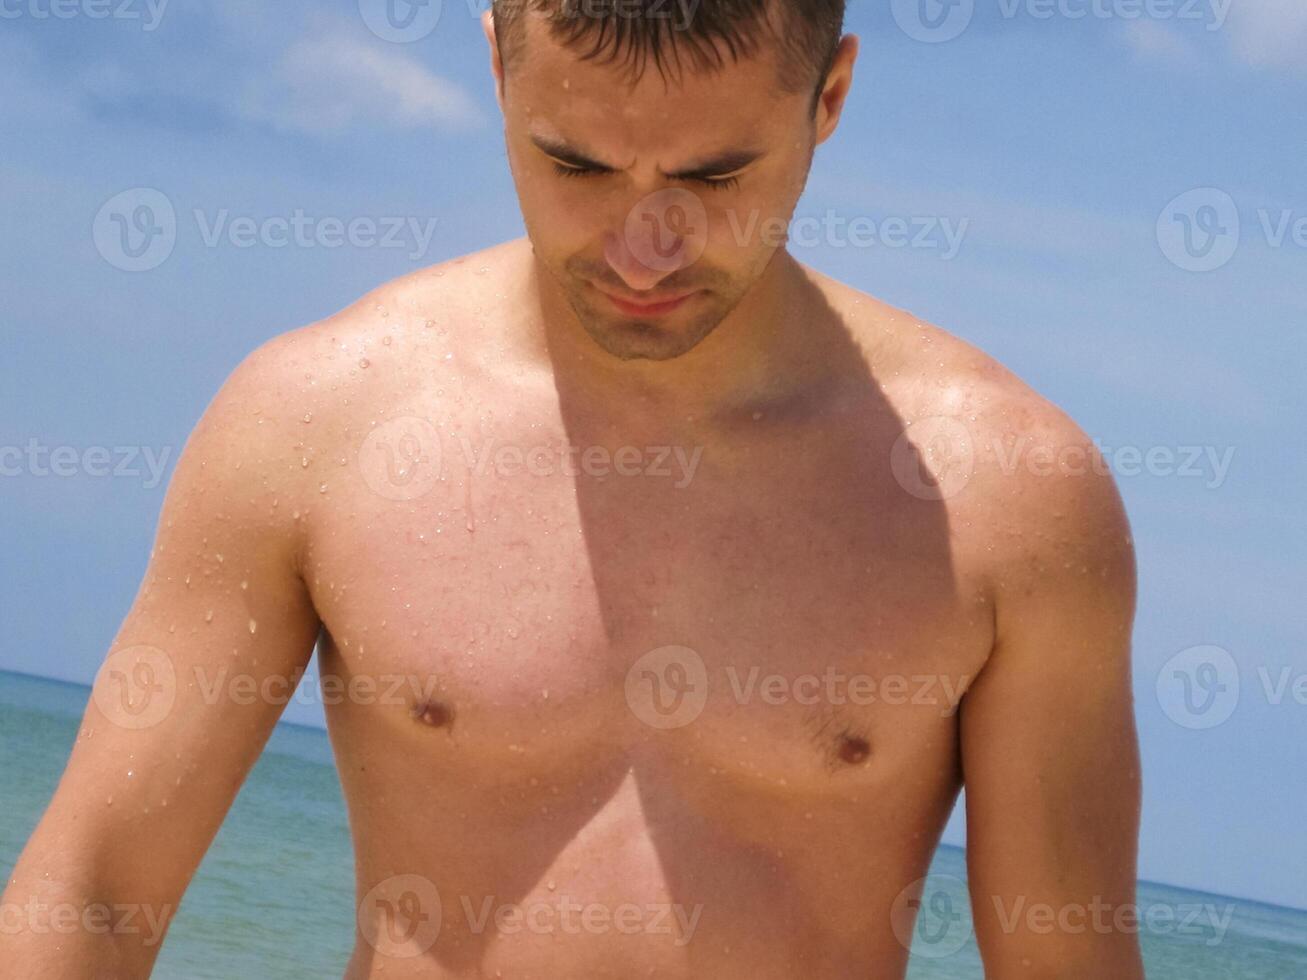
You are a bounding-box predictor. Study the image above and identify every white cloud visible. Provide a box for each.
[2,8,485,139]
[1225,0,1307,73]
[237,34,483,136]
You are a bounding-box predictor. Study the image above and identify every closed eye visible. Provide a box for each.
[550,162,742,192]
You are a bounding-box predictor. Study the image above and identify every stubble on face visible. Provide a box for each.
[552,252,758,362]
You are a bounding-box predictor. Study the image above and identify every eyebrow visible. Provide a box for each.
[529,133,764,181]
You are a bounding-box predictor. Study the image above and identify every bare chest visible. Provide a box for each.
[302,397,993,800]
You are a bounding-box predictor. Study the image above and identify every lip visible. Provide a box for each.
[594,285,699,317]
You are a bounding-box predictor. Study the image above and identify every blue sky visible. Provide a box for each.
[1,0,1303,911]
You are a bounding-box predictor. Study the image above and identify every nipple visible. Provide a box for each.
[412,699,455,730]
[836,733,871,766]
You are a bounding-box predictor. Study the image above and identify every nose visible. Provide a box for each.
[601,227,687,294]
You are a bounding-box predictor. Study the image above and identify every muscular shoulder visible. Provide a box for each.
[830,282,1136,620]
[188,244,528,546]
[235,239,521,436]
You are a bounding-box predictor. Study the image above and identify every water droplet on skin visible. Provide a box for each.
[360,358,371,369]
[249,620,258,634]
[204,611,214,623]
[301,457,310,468]
[302,413,313,424]
[241,580,248,590]
[383,336,392,346]
[319,484,328,494]
[424,319,436,329]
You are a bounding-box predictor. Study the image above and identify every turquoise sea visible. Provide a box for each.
[3,669,1305,979]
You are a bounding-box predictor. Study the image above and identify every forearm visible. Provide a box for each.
[1,827,176,978]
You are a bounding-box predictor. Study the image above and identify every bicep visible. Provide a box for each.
[959,440,1143,977]
[35,350,321,906]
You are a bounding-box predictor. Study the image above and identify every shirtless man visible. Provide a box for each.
[1,1,1144,977]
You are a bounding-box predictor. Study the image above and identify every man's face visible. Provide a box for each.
[491,10,821,362]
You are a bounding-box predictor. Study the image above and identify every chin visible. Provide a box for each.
[581,307,725,363]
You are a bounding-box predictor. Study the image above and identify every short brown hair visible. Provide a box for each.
[492,0,846,104]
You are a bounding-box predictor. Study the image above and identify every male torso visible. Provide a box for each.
[285,238,1015,977]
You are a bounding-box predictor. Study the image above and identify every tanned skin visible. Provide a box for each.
[1,6,1143,978]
